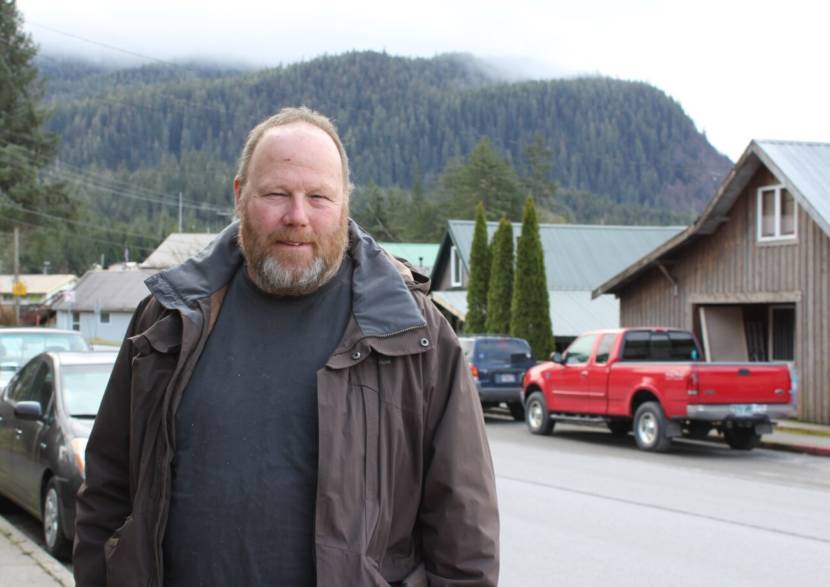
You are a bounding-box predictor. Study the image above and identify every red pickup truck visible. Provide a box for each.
[522,328,795,452]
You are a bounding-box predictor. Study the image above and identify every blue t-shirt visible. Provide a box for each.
[163,257,353,586]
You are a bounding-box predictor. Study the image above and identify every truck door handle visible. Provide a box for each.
[581,370,589,377]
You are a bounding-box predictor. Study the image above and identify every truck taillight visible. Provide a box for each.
[469,364,479,381]
[688,371,699,397]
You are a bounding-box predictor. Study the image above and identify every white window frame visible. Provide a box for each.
[450,246,463,287]
[99,310,110,324]
[757,184,797,242]
[71,311,80,331]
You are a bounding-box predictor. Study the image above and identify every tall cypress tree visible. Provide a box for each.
[464,202,490,333]
[511,197,554,359]
[485,215,513,334]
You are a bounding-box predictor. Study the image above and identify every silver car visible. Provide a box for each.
[0,328,90,392]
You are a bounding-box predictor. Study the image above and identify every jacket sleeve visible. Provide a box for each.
[73,298,149,587]
[419,304,500,586]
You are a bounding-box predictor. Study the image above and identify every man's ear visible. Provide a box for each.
[233,177,243,213]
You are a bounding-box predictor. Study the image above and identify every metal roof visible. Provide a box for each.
[430,289,620,338]
[0,274,77,296]
[140,233,217,269]
[53,269,155,312]
[595,140,830,296]
[378,243,440,273]
[446,221,684,290]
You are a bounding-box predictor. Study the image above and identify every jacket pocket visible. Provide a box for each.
[393,562,427,587]
[103,514,133,571]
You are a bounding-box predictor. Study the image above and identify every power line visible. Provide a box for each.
[28,22,181,68]
[0,214,157,252]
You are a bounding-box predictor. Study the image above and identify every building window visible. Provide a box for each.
[757,185,797,242]
[100,311,110,324]
[450,246,463,287]
[72,311,80,331]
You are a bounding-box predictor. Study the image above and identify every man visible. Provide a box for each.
[73,107,499,586]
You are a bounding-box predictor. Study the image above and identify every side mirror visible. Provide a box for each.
[14,401,44,421]
[549,352,563,364]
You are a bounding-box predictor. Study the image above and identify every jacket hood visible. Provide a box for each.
[145,220,427,337]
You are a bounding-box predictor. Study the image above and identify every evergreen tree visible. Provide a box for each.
[441,137,524,221]
[464,202,490,333]
[511,197,554,359]
[0,0,72,268]
[485,215,514,334]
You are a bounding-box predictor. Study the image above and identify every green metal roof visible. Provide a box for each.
[446,221,684,290]
[378,242,440,272]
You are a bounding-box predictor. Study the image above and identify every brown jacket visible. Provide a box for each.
[73,221,499,586]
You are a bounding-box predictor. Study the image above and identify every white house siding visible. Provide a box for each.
[56,310,134,345]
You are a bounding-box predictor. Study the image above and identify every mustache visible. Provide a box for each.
[262,230,317,245]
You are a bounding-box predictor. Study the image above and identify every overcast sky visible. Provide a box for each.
[16,0,830,161]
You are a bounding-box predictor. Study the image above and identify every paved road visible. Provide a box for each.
[4,415,830,586]
[487,414,830,587]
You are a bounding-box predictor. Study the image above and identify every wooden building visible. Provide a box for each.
[595,140,830,424]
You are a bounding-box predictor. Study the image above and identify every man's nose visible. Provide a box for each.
[282,194,310,226]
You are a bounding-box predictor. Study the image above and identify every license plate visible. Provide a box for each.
[496,373,516,383]
[731,404,767,416]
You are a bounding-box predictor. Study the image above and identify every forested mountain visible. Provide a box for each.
[5,51,732,273]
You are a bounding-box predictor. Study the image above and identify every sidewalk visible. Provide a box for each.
[761,418,830,456]
[0,515,73,587]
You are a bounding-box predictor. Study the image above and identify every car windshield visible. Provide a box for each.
[61,363,113,418]
[0,332,89,371]
[475,339,532,366]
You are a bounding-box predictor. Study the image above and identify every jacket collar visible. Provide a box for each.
[144,220,427,338]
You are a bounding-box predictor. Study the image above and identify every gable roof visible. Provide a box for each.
[594,140,830,297]
[141,233,217,269]
[432,220,684,291]
[377,242,440,274]
[53,269,155,312]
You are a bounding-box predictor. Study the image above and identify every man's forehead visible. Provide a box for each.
[257,122,341,161]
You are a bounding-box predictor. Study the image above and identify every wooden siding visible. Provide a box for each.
[618,166,830,424]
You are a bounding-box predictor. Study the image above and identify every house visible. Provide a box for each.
[594,140,830,424]
[0,274,77,325]
[141,231,440,274]
[53,268,155,345]
[429,220,683,347]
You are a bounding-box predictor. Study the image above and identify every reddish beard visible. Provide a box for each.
[238,204,349,296]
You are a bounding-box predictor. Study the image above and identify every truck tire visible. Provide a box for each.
[508,401,525,421]
[633,401,672,452]
[607,420,630,436]
[526,392,554,435]
[724,428,760,450]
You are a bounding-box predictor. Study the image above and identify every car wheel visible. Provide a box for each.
[606,420,630,436]
[43,478,72,561]
[724,428,760,451]
[633,401,672,452]
[508,401,525,421]
[525,392,554,435]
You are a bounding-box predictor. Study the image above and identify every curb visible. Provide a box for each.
[0,514,74,586]
[760,441,830,458]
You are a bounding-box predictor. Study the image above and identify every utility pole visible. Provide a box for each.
[13,226,20,325]
[178,191,183,232]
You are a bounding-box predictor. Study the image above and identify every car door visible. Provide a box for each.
[549,334,598,413]
[0,371,22,498]
[0,360,41,504]
[9,358,53,513]
[583,333,617,414]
